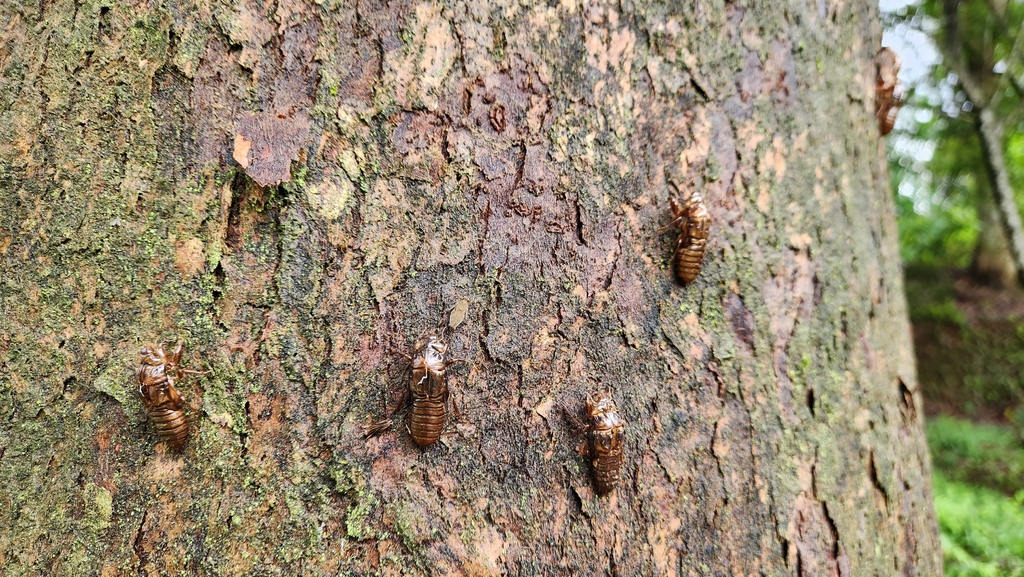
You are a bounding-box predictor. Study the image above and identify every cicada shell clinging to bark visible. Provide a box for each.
[586,392,625,495]
[136,342,201,451]
[875,47,903,136]
[669,191,711,284]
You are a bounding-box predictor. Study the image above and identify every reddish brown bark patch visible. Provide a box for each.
[233,111,311,186]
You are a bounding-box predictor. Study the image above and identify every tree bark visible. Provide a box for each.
[0,1,941,576]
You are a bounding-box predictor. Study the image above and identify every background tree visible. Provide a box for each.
[0,1,940,575]
[887,0,1024,286]
[882,2,1024,573]
[883,0,1024,421]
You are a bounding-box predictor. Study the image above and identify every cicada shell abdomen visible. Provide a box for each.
[407,335,451,447]
[586,392,625,495]
[137,343,190,451]
[670,192,711,284]
[409,395,447,447]
[874,48,902,136]
[147,398,189,450]
[880,103,897,136]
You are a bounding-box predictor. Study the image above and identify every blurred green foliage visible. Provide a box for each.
[890,110,983,268]
[934,472,1024,577]
[885,2,1024,573]
[928,415,1024,496]
[894,189,979,268]
[930,416,1024,577]
[885,0,1024,270]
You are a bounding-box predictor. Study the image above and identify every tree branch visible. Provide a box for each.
[942,0,990,106]
[1008,73,1024,102]
[988,8,1024,110]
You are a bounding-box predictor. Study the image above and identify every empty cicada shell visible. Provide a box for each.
[669,191,711,284]
[407,334,458,447]
[585,392,626,495]
[363,318,468,448]
[136,342,203,450]
[875,47,903,136]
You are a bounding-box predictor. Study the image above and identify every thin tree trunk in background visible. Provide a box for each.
[0,1,940,575]
[976,108,1024,288]
[943,0,1024,289]
[972,193,1018,287]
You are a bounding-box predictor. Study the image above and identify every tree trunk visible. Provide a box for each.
[941,0,1024,289]
[974,107,1024,288]
[972,192,1018,287]
[0,1,941,575]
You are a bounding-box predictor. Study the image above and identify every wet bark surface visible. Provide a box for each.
[0,0,941,575]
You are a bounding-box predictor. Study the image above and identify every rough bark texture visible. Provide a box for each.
[0,1,941,575]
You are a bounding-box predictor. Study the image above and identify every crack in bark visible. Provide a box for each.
[822,502,844,575]
[475,185,491,277]
[689,76,711,101]
[660,326,688,364]
[511,139,526,194]
[132,509,148,573]
[574,196,586,247]
[896,377,916,425]
[494,246,508,310]
[449,10,469,77]
[603,220,623,293]
[780,534,791,568]
[515,364,525,411]
[239,399,251,458]
[478,309,494,363]
[868,450,889,509]
[224,172,247,250]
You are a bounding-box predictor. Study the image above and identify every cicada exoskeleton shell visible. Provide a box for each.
[875,47,903,136]
[585,392,625,495]
[407,334,453,447]
[137,342,193,451]
[363,309,470,447]
[669,191,711,284]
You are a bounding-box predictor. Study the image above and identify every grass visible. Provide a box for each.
[934,472,1024,577]
[928,415,1024,496]
[928,416,1024,577]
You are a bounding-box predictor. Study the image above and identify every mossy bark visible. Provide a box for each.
[0,1,940,575]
